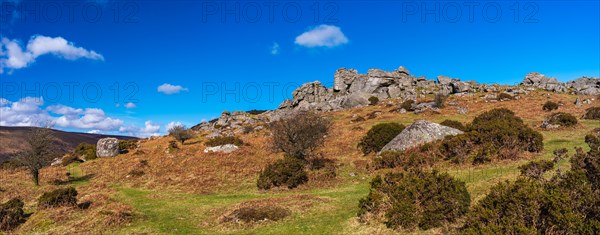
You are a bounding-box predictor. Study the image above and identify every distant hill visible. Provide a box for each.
[0,126,138,163]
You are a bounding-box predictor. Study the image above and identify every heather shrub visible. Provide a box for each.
[372,150,437,171]
[358,123,405,155]
[439,119,466,131]
[74,143,96,160]
[205,136,244,147]
[546,112,578,127]
[269,111,331,160]
[582,106,600,120]
[543,101,559,111]
[0,198,26,231]
[38,187,78,209]
[368,96,379,105]
[224,205,290,223]
[257,156,308,190]
[358,170,470,230]
[400,100,415,111]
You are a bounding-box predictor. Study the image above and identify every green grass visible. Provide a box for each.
[114,181,370,235]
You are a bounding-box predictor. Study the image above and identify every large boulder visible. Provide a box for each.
[567,77,600,95]
[96,138,119,157]
[380,120,463,152]
[333,68,358,93]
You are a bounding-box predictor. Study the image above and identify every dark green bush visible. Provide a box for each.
[74,143,96,160]
[498,93,514,100]
[205,136,244,147]
[0,198,26,231]
[546,112,578,127]
[358,123,405,155]
[438,108,543,164]
[582,107,600,120]
[519,160,555,180]
[225,205,290,223]
[257,157,308,190]
[118,140,137,152]
[543,101,559,111]
[358,170,470,230]
[400,100,415,111]
[368,96,379,105]
[439,119,466,131]
[38,187,78,209]
[469,108,543,153]
[462,133,600,234]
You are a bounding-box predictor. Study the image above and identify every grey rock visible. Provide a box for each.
[203,144,239,154]
[333,68,358,92]
[575,97,582,106]
[380,120,463,152]
[437,76,453,85]
[96,138,119,157]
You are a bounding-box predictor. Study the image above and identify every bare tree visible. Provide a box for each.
[269,111,331,160]
[168,125,193,144]
[17,126,57,186]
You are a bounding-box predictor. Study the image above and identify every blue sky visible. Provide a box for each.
[0,0,599,136]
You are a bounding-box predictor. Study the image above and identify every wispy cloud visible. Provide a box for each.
[0,35,104,74]
[157,83,188,95]
[295,25,349,48]
[270,42,280,55]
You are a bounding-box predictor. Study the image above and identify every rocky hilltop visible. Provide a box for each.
[193,66,599,136]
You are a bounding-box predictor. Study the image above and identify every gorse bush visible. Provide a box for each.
[543,101,559,111]
[439,119,466,131]
[358,123,405,155]
[358,170,470,230]
[257,156,308,190]
[372,150,438,171]
[582,106,600,120]
[519,160,555,180]
[205,136,244,147]
[74,143,96,160]
[439,108,543,164]
[269,111,330,160]
[462,132,600,234]
[0,198,26,231]
[368,96,379,105]
[546,112,578,127]
[38,187,78,209]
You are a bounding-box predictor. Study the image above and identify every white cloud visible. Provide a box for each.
[0,98,10,106]
[270,42,280,55]
[125,102,137,109]
[0,35,104,73]
[0,97,52,126]
[166,121,183,131]
[54,108,123,131]
[46,104,83,115]
[294,25,349,48]
[157,83,188,94]
[87,130,102,134]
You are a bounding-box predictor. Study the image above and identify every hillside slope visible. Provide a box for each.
[0,91,598,234]
[0,126,137,163]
